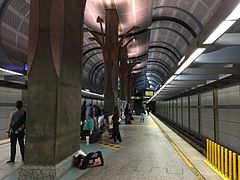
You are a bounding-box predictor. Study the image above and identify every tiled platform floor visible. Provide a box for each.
[0,114,220,180]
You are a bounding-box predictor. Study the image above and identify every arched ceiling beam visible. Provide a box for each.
[146,74,163,82]
[132,66,147,72]
[83,51,103,68]
[147,63,168,74]
[94,65,104,90]
[148,50,176,65]
[128,53,147,60]
[148,58,172,72]
[83,47,101,56]
[152,16,197,38]
[83,42,99,48]
[149,41,182,58]
[146,68,166,81]
[147,61,171,74]
[150,27,190,46]
[153,6,203,30]
[89,62,104,89]
[149,45,180,61]
[147,78,160,86]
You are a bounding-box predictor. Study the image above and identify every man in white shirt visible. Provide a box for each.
[98,112,108,133]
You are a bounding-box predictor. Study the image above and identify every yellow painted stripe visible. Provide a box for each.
[125,124,158,128]
[150,114,205,180]
[0,138,10,145]
[204,160,228,180]
[97,141,123,150]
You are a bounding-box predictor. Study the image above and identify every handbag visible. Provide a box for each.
[74,151,104,169]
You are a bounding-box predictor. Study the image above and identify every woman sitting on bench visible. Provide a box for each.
[81,114,95,140]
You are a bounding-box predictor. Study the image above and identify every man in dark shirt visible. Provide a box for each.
[81,101,86,127]
[6,100,26,164]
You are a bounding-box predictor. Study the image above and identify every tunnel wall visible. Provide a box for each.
[155,84,240,154]
[0,86,22,140]
[0,89,104,141]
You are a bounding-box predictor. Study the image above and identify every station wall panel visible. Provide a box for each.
[190,95,199,133]
[190,108,199,133]
[182,97,189,128]
[218,85,240,153]
[173,100,177,123]
[177,98,182,125]
[155,84,240,153]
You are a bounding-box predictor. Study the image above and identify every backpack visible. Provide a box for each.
[74,151,104,169]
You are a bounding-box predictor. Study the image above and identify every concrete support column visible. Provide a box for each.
[119,46,128,101]
[104,9,119,113]
[19,1,86,179]
[127,74,136,103]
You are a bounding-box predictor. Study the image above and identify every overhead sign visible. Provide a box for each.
[145,91,154,97]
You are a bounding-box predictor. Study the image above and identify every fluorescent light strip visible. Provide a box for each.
[147,84,166,103]
[203,21,236,44]
[178,56,186,65]
[81,90,104,98]
[0,68,23,75]
[149,3,240,104]
[226,2,240,20]
[175,48,206,75]
[148,48,205,103]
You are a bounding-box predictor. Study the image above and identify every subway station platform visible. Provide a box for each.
[0,114,220,180]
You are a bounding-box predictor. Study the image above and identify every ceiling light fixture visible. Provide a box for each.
[175,48,206,75]
[147,48,205,103]
[178,56,186,65]
[203,3,240,45]
[0,68,23,76]
[203,21,236,44]
[226,2,240,20]
[81,90,104,98]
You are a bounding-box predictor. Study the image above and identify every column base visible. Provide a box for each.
[18,153,74,180]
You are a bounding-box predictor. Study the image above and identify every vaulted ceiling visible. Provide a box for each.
[1,0,240,100]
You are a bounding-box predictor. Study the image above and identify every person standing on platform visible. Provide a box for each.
[81,101,86,131]
[98,111,109,133]
[112,106,122,144]
[140,106,145,122]
[6,100,26,164]
[124,104,129,124]
[87,103,94,116]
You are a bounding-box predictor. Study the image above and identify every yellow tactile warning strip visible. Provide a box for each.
[97,141,123,150]
[125,124,158,128]
[0,138,10,145]
[150,114,205,180]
